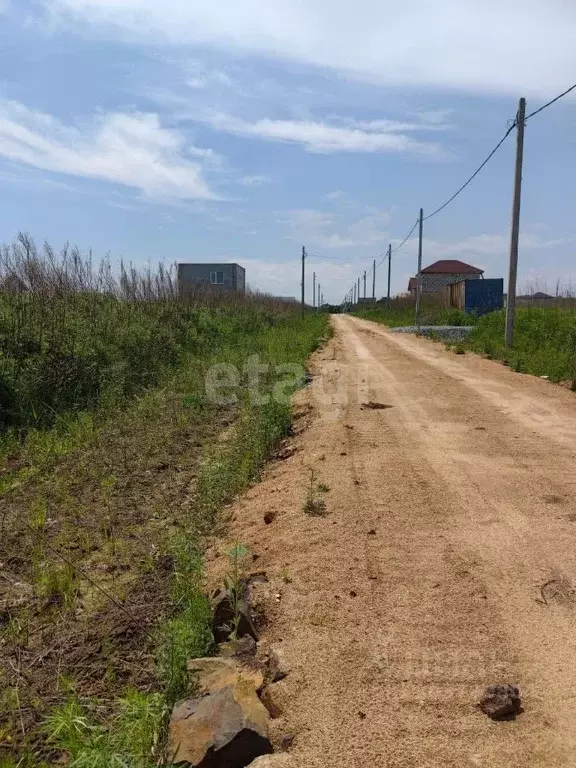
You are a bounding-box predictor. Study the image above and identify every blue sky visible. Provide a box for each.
[0,0,575,302]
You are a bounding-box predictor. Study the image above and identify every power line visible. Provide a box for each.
[423,82,576,223]
[525,82,576,122]
[309,252,356,262]
[391,219,420,253]
[423,124,516,222]
[345,82,576,306]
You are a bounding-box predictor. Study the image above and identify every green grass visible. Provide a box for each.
[43,692,164,768]
[354,299,476,328]
[35,311,328,766]
[462,307,576,382]
[0,250,329,767]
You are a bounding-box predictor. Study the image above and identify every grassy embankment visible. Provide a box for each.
[0,235,329,767]
[353,296,474,328]
[463,307,576,383]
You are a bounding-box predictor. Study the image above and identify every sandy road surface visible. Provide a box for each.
[215,314,576,767]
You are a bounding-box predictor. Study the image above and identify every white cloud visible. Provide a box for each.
[281,207,391,249]
[335,116,453,133]
[202,114,443,156]
[412,109,454,126]
[239,174,272,186]
[46,0,576,98]
[184,61,233,90]
[423,232,576,261]
[323,190,344,201]
[0,100,217,200]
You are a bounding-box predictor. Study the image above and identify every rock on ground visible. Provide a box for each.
[169,682,272,767]
[268,647,291,682]
[247,755,295,767]
[211,586,258,644]
[478,684,522,720]
[187,656,265,694]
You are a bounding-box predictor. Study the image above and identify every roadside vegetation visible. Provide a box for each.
[0,234,329,766]
[354,296,475,328]
[462,306,576,383]
[354,293,576,386]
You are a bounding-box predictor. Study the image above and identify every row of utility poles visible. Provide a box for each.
[342,245,393,308]
[300,247,323,309]
[341,96,526,345]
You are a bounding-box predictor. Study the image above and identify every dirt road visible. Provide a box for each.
[217,314,576,767]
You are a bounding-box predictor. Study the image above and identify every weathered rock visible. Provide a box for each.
[260,685,283,719]
[247,756,294,767]
[276,444,297,460]
[212,586,258,644]
[187,656,265,694]
[478,684,522,720]
[169,682,272,766]
[269,648,291,682]
[280,734,294,751]
[219,634,258,661]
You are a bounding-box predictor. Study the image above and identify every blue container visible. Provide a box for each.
[465,278,504,316]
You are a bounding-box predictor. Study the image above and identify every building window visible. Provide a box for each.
[210,271,224,285]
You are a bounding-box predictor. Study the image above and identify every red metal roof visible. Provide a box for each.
[421,260,483,275]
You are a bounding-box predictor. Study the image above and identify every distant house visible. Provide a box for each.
[178,263,246,296]
[518,291,554,300]
[408,260,483,296]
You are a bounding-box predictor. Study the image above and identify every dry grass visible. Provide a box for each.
[0,233,328,766]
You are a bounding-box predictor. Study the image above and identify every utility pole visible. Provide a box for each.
[301,246,306,311]
[387,244,392,305]
[505,97,526,347]
[312,271,316,309]
[321,292,324,306]
[372,259,376,300]
[353,283,357,304]
[318,282,321,308]
[363,270,367,299]
[415,209,424,327]
[357,277,360,304]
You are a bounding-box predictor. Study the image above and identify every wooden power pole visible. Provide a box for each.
[372,259,376,300]
[312,271,316,308]
[387,243,392,305]
[301,246,306,310]
[363,270,367,298]
[415,209,424,327]
[505,97,526,347]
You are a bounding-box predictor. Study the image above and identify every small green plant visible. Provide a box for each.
[28,496,47,531]
[303,468,328,516]
[43,694,162,768]
[34,561,78,607]
[114,690,164,767]
[156,535,212,705]
[223,543,250,641]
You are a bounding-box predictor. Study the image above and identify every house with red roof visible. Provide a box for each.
[408,259,483,296]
